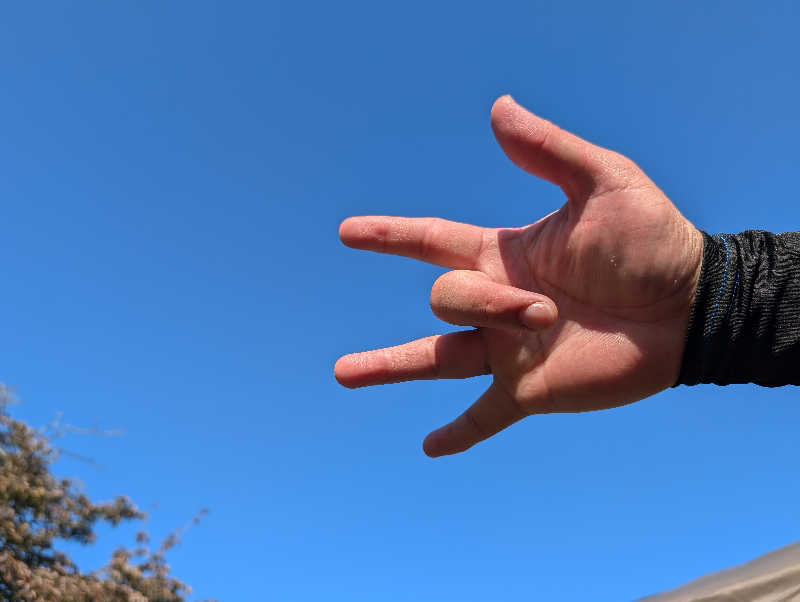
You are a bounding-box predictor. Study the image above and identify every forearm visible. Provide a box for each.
[676,229,800,386]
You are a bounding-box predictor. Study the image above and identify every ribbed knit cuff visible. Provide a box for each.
[675,230,800,387]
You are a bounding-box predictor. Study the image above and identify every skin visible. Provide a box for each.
[335,95,704,458]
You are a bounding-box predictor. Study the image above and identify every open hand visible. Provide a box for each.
[335,95,703,457]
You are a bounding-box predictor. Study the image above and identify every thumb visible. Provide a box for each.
[490,95,611,202]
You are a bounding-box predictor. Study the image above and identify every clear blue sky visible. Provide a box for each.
[1,2,798,600]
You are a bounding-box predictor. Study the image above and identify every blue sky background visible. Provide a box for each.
[1,2,798,600]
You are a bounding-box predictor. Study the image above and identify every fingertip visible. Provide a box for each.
[422,431,443,458]
[491,93,516,111]
[333,355,360,388]
[338,217,359,245]
[490,94,517,130]
[519,301,558,330]
[423,426,470,458]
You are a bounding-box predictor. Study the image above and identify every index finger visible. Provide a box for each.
[339,216,487,269]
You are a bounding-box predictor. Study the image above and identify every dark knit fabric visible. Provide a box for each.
[676,230,800,386]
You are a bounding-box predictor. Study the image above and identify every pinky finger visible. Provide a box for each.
[422,382,527,457]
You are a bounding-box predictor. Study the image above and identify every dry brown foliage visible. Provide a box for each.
[0,384,211,601]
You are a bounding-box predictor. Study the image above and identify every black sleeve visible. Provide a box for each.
[675,230,800,387]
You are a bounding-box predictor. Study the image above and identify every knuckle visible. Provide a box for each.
[614,153,643,179]
[481,292,503,317]
[429,273,450,307]
[419,218,442,261]
[426,337,441,378]
[478,297,503,319]
[431,270,468,299]
[431,270,497,325]
[599,151,649,190]
[537,119,557,152]
[463,406,486,440]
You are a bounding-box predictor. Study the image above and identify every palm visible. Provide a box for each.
[336,96,702,456]
[479,182,700,416]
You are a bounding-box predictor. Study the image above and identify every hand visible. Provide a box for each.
[335,95,703,457]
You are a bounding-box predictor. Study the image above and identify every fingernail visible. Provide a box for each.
[520,302,555,330]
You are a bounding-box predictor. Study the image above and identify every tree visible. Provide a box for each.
[0,384,209,601]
